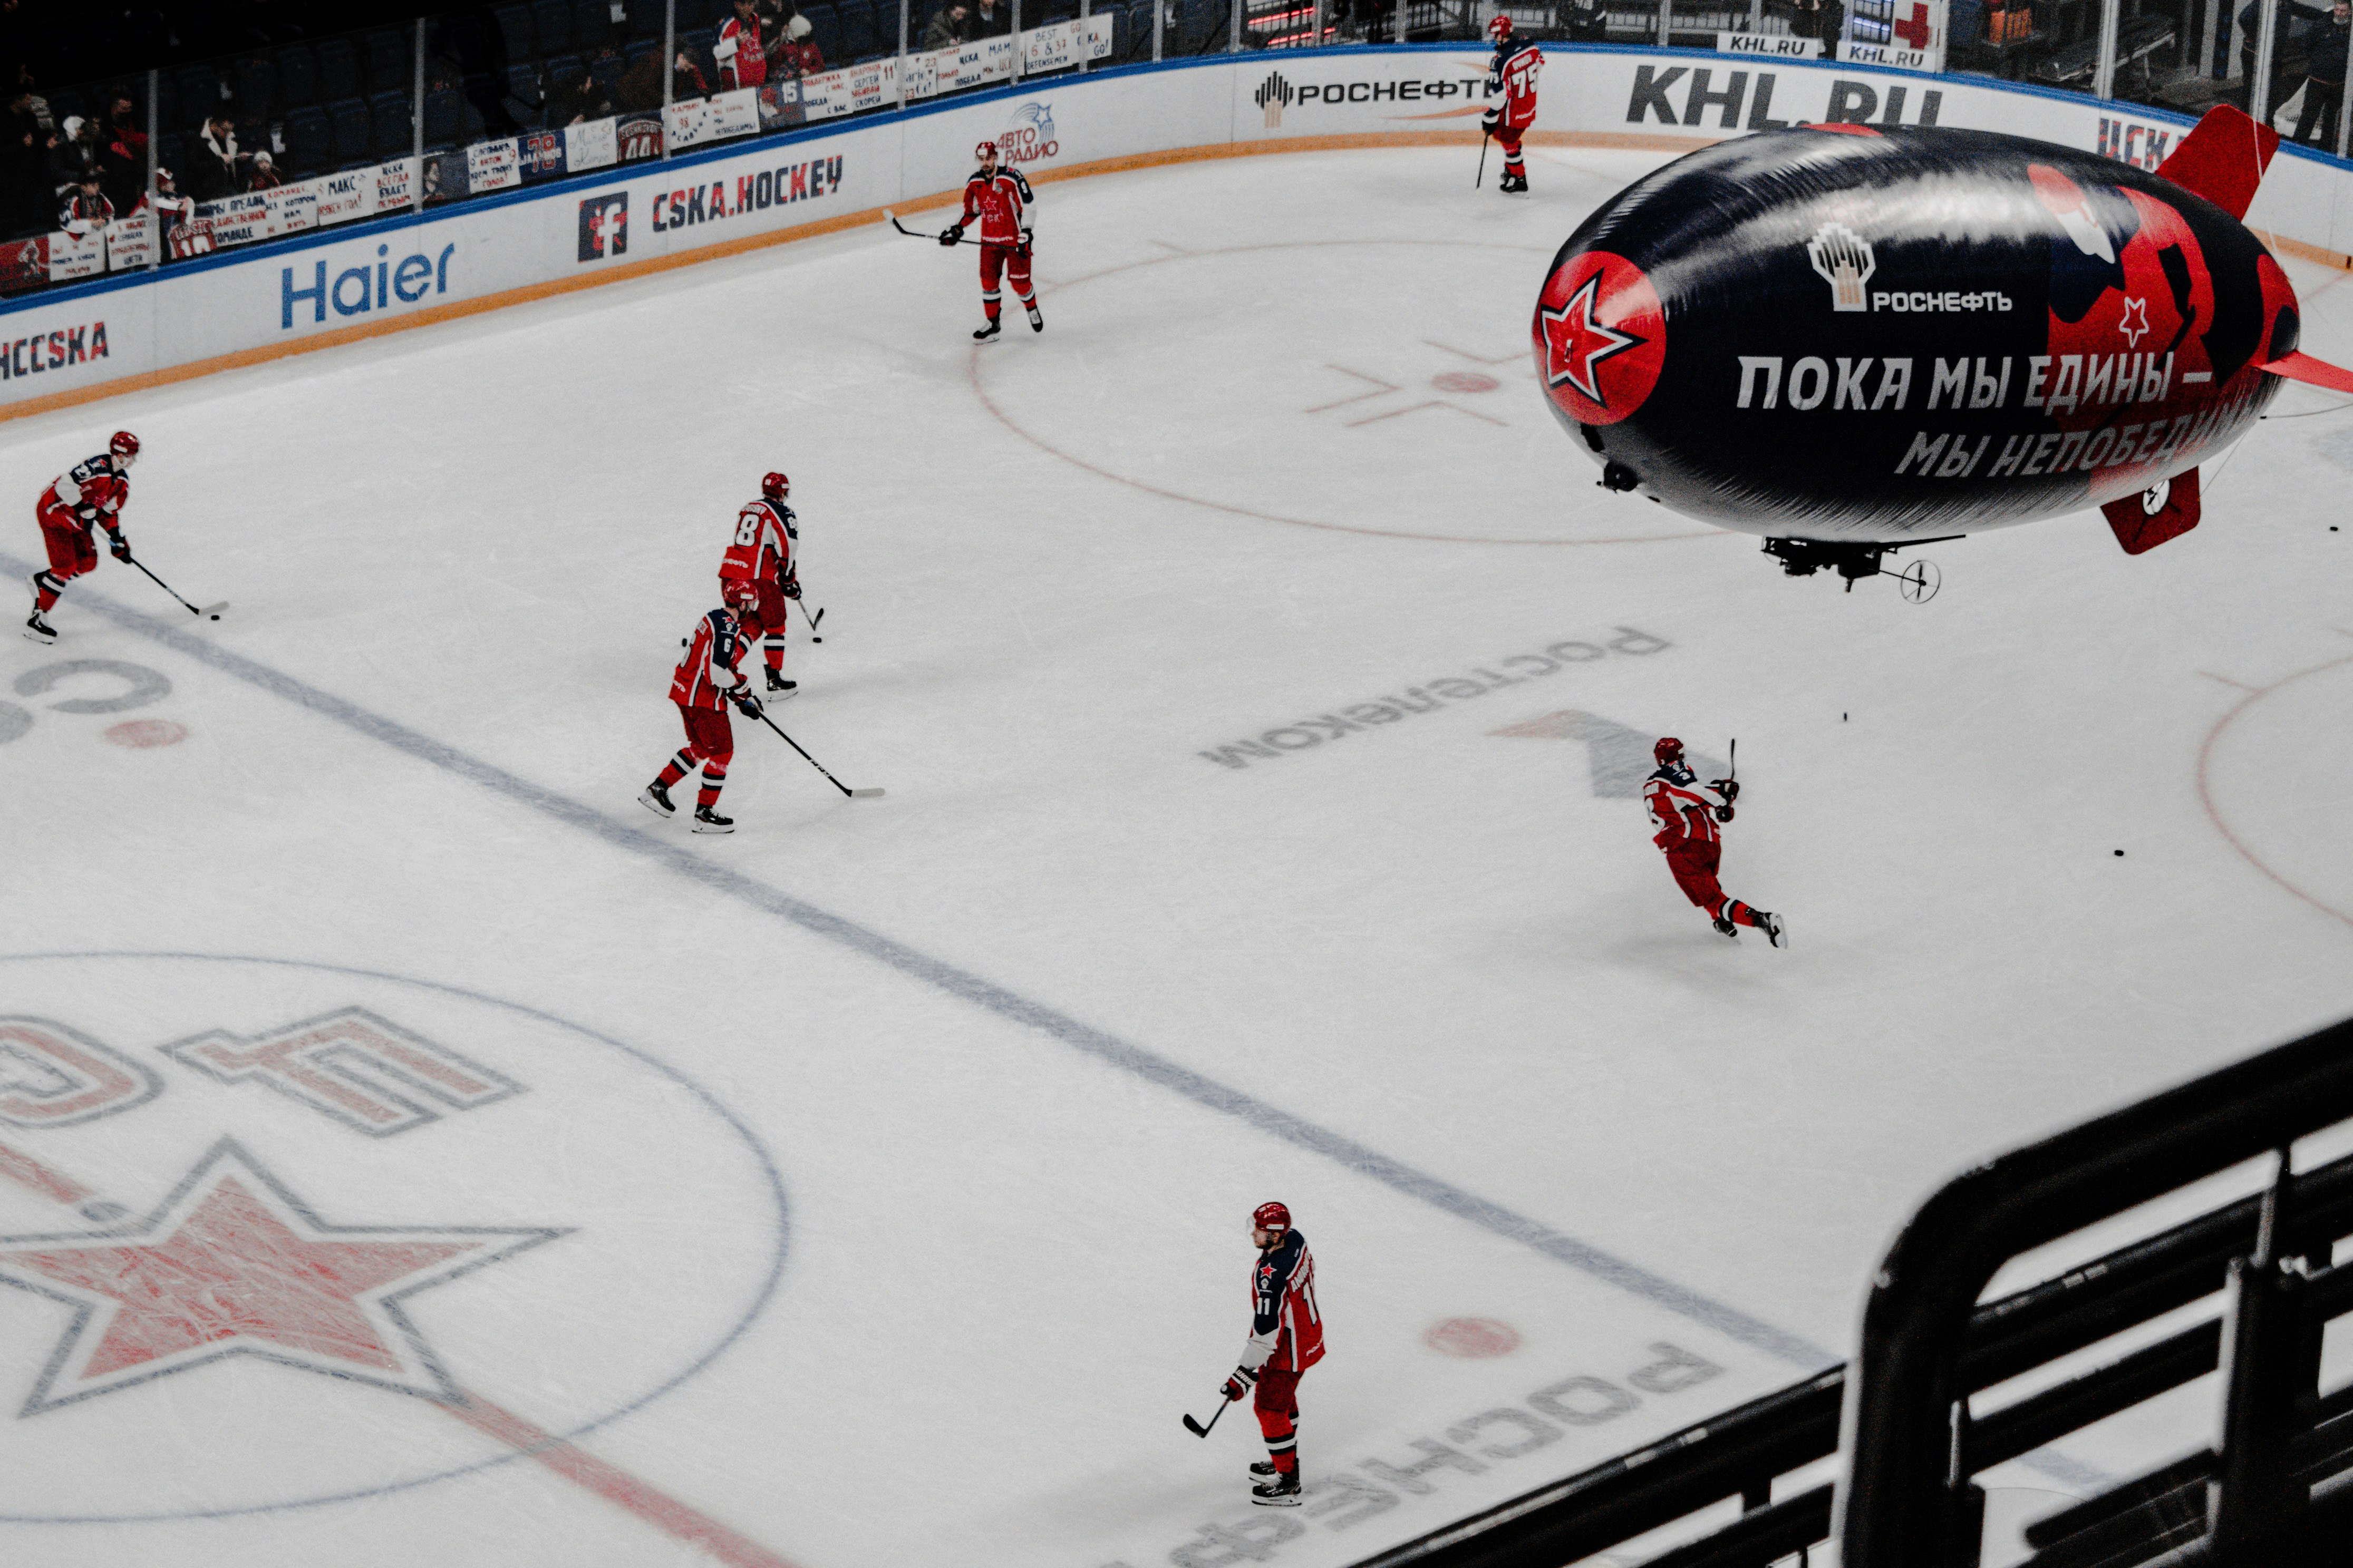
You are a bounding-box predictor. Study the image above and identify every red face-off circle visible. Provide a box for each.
[1533,250,1666,427]
[1424,1317,1523,1358]
[1433,371,1500,394]
[106,719,187,748]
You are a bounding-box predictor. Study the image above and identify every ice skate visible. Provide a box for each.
[1712,914,1740,940]
[764,670,797,695]
[1026,301,1044,333]
[1757,911,1787,949]
[638,781,676,818]
[691,805,735,834]
[23,610,55,644]
[1250,1461,1279,1478]
[1250,1471,1301,1507]
[973,317,1002,342]
[1499,171,1528,194]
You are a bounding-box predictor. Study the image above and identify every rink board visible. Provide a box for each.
[2,46,2350,415]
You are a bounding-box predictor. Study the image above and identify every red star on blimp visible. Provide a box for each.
[2118,295,2151,347]
[0,1138,564,1414]
[1539,272,1648,409]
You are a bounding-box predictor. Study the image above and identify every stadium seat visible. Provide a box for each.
[422,87,463,144]
[503,64,546,122]
[235,57,276,120]
[837,1,879,61]
[492,4,536,60]
[275,44,320,109]
[173,65,223,124]
[681,27,718,74]
[368,90,414,154]
[629,0,669,39]
[532,0,575,55]
[592,47,628,94]
[573,0,612,50]
[618,39,656,75]
[316,38,361,101]
[284,106,333,172]
[155,131,186,182]
[328,98,374,162]
[365,29,413,93]
[675,0,720,26]
[803,5,843,65]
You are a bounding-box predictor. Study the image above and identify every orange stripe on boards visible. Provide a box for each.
[2252,228,2353,273]
[0,128,1714,423]
[0,1137,95,1206]
[439,1389,804,1568]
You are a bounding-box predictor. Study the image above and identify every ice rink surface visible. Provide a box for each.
[2,141,2351,1568]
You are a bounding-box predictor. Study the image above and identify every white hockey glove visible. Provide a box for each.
[1221,1366,1257,1402]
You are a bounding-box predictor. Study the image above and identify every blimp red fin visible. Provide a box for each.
[2153,105,2279,220]
[2102,469,2201,556]
[2259,350,2353,396]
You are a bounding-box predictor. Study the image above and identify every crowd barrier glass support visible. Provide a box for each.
[900,0,912,101]
[144,68,159,272]
[2202,0,2225,77]
[2338,25,2353,157]
[662,0,677,159]
[412,21,426,188]
[1154,0,1164,62]
[1081,0,1091,71]
[1232,0,1245,50]
[2094,0,2121,96]
[1655,0,1672,48]
[1313,0,1328,48]
[2251,0,2279,125]
[1014,0,1025,80]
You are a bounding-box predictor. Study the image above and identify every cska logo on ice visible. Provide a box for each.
[998,101,1059,165]
[578,194,628,262]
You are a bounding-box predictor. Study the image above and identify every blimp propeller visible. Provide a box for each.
[1534,103,2353,596]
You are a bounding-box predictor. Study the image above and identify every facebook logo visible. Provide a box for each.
[578,194,628,261]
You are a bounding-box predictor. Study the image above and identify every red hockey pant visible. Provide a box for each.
[1664,841,1760,926]
[33,510,96,612]
[657,703,737,809]
[1495,124,1526,173]
[979,242,1033,320]
[1254,1368,1302,1475]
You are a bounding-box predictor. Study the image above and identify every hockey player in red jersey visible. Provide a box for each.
[939,141,1042,341]
[1481,15,1542,196]
[642,579,769,834]
[1217,1201,1325,1507]
[717,471,800,696]
[1643,737,1785,946]
[26,430,138,643]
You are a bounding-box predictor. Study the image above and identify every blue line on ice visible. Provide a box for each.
[15,551,1835,1372]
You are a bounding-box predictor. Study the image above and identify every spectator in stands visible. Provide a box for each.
[184,113,248,202]
[57,171,111,236]
[47,113,99,199]
[971,0,1013,34]
[14,65,53,138]
[101,94,146,215]
[1788,0,1845,42]
[245,150,283,190]
[2296,0,2350,142]
[2,86,50,237]
[716,0,770,87]
[151,165,197,251]
[775,12,827,73]
[2239,0,2331,119]
[924,1,974,48]
[546,57,617,124]
[618,47,709,110]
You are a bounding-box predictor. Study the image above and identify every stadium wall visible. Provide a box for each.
[1,45,2347,420]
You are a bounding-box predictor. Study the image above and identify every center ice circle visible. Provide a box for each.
[970,240,1713,546]
[0,953,788,1523]
[2201,655,2353,930]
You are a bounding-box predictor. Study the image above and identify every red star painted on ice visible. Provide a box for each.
[0,1140,562,1413]
[1538,272,1647,409]
[2118,295,2151,346]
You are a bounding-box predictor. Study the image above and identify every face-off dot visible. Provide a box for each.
[106,719,188,748]
[1424,1317,1522,1358]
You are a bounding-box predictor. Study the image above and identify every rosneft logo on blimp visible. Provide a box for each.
[1534,251,1664,426]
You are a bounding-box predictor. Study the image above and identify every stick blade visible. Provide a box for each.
[1183,1414,1212,1437]
[197,601,229,620]
[848,787,885,798]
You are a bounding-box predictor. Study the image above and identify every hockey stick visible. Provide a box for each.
[752,708,883,798]
[128,556,227,621]
[1476,129,1489,188]
[883,208,984,246]
[1183,1401,1230,1438]
[797,598,824,641]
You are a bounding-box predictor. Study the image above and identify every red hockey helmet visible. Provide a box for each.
[1654,736,1684,766]
[722,578,761,612]
[762,471,789,501]
[1487,11,1515,38]
[975,139,998,161]
[109,430,139,465]
[1252,1201,1292,1236]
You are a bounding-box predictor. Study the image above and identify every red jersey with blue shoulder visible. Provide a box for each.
[1488,37,1543,130]
[1249,1229,1326,1373]
[39,454,130,530]
[719,498,796,587]
[1643,762,1725,850]
[960,166,1034,246]
[671,608,754,710]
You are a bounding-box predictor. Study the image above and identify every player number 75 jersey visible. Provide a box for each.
[1490,40,1542,130]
